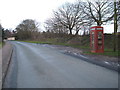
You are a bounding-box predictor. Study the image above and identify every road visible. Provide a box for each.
[3,41,118,88]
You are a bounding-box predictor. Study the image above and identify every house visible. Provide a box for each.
[7,37,15,40]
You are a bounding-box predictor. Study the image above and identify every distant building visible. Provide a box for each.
[7,37,15,40]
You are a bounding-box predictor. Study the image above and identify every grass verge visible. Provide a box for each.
[16,40,119,57]
[0,42,2,48]
[0,42,4,48]
[84,49,119,57]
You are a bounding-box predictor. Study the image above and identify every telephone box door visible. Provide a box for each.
[90,26,104,53]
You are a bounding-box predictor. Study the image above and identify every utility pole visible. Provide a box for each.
[118,0,120,55]
[113,0,117,52]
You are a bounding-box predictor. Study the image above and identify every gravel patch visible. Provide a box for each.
[40,44,119,72]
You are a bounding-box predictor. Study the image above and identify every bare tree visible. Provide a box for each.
[79,0,114,26]
[117,0,120,27]
[53,2,86,35]
[45,17,68,34]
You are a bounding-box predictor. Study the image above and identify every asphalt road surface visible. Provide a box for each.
[3,41,118,88]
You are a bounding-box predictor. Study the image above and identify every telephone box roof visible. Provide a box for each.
[90,26,103,29]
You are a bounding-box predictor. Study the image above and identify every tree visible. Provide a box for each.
[113,0,120,52]
[117,0,120,28]
[16,19,39,40]
[4,29,12,39]
[45,17,68,34]
[0,24,13,41]
[0,24,4,41]
[53,2,86,35]
[117,0,120,52]
[80,0,114,26]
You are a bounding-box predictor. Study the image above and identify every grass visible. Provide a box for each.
[84,49,119,57]
[0,42,2,48]
[0,42,4,48]
[16,40,119,57]
[16,40,52,44]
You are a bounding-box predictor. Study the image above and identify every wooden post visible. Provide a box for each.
[113,0,117,52]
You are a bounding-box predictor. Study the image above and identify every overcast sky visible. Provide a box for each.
[0,0,76,30]
[0,0,114,33]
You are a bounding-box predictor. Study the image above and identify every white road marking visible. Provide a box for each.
[104,61,110,64]
[79,54,88,59]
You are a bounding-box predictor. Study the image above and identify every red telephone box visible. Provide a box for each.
[90,26,104,53]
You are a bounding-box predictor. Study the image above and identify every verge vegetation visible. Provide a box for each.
[17,34,119,57]
[0,42,2,48]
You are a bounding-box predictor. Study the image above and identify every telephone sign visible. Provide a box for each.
[90,26,104,53]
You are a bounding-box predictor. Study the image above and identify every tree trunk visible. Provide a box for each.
[74,30,79,36]
[97,21,101,26]
[69,28,72,35]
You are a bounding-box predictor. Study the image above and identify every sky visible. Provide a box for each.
[0,0,114,33]
[0,0,76,30]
